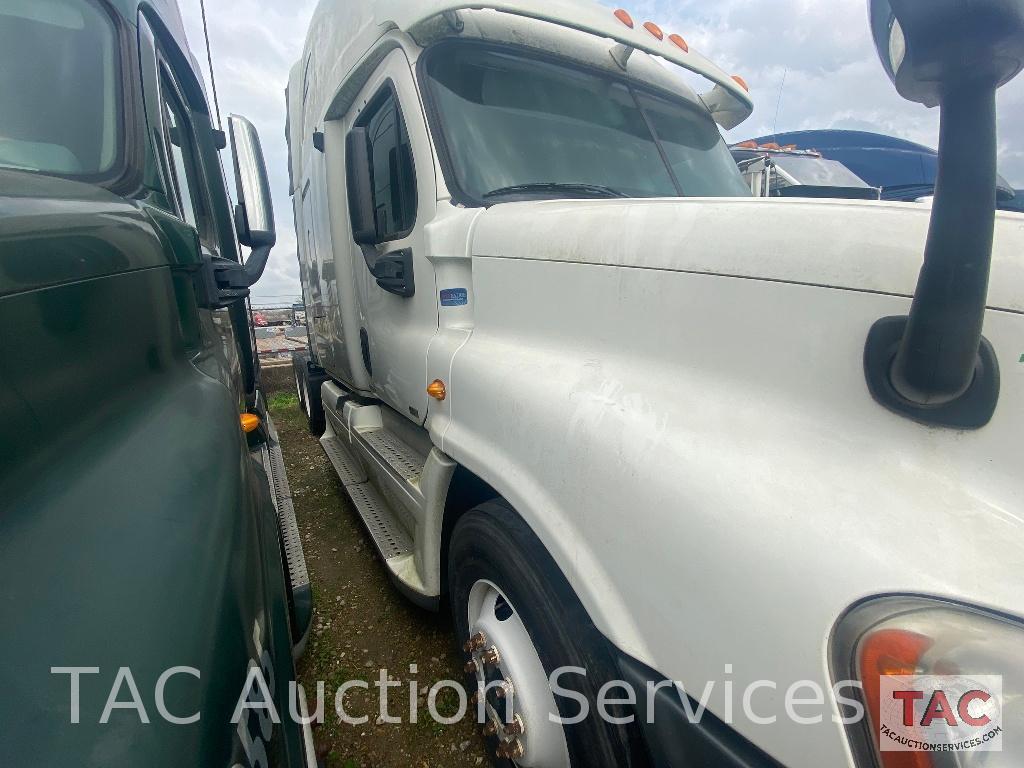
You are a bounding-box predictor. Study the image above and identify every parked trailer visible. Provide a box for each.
[0,1,313,766]
[287,0,1024,766]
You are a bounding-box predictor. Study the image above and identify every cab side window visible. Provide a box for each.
[159,70,204,232]
[359,85,417,241]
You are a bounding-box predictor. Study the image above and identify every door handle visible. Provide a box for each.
[369,248,415,298]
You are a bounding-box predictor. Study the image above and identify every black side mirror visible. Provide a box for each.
[345,128,377,245]
[228,114,276,284]
[864,0,1024,429]
[870,0,1024,107]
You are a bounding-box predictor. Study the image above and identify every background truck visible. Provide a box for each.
[287,0,1024,766]
[0,1,314,765]
[729,143,882,200]
[735,128,1024,210]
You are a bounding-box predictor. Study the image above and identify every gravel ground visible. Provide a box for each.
[267,388,491,768]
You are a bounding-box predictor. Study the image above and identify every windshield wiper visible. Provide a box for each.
[482,182,628,200]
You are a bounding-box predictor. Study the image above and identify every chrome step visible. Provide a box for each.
[317,385,449,607]
[320,431,413,560]
[321,434,367,486]
[361,428,425,485]
[254,417,313,654]
[259,440,309,593]
[346,481,414,559]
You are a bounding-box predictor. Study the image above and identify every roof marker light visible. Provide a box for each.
[643,21,664,40]
[668,33,689,52]
[613,9,634,28]
[735,140,758,149]
[760,142,781,150]
[732,75,750,92]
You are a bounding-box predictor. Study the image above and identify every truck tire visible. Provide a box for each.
[292,353,308,414]
[292,352,327,435]
[448,501,636,768]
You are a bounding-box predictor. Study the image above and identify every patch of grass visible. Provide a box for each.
[269,391,299,409]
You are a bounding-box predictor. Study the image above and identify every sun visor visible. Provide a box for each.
[383,0,754,128]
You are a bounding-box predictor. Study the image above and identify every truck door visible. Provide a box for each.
[346,50,438,420]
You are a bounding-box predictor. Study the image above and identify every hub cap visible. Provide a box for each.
[466,580,570,768]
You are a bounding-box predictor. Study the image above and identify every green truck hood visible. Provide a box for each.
[0,169,170,298]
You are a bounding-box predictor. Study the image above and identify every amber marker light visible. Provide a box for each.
[668,33,689,52]
[858,628,934,768]
[732,74,750,92]
[643,21,664,40]
[427,380,447,401]
[240,413,261,433]
[613,8,634,28]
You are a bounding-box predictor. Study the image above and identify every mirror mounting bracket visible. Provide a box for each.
[360,245,415,298]
[194,253,255,309]
[864,316,1000,429]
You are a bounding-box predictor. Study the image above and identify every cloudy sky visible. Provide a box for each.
[179,0,1024,305]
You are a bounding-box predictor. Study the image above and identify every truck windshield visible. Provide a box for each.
[0,0,121,179]
[423,44,750,203]
[772,155,874,189]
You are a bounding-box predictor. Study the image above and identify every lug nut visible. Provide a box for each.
[481,646,501,666]
[495,679,514,699]
[505,714,525,736]
[463,631,487,652]
[482,721,497,736]
[496,739,525,760]
[464,660,478,674]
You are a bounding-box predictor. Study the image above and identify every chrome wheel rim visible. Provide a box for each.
[465,579,570,768]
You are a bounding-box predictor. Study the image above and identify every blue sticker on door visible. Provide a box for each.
[440,288,468,307]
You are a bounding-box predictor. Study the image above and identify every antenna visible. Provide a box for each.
[772,67,788,142]
[199,0,223,130]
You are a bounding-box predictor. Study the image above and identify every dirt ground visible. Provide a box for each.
[266,377,491,768]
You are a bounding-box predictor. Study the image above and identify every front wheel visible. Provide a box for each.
[448,501,635,768]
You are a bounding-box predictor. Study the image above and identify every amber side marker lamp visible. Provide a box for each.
[427,380,447,401]
[240,413,261,433]
[858,628,934,768]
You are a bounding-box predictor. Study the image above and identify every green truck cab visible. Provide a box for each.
[0,1,314,766]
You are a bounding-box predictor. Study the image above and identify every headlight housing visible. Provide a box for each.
[832,597,1023,768]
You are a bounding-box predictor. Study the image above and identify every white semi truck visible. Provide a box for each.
[286,1,1024,766]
